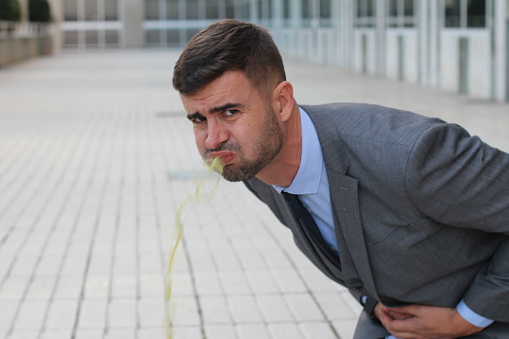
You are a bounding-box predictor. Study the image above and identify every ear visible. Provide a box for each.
[272,81,294,123]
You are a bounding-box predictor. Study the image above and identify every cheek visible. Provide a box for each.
[194,130,206,151]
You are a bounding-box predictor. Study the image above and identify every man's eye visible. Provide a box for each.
[192,116,206,123]
[224,109,239,117]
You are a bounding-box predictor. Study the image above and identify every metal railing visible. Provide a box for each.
[0,21,50,39]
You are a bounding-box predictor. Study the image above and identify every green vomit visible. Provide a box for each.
[164,157,224,339]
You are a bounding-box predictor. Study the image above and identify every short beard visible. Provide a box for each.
[206,106,284,182]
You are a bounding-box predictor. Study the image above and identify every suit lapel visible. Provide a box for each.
[303,105,379,299]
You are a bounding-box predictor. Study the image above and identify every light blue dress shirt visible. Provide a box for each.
[273,107,493,332]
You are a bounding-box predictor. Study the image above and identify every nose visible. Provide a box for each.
[204,120,229,150]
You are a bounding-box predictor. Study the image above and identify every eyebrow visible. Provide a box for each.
[186,102,244,121]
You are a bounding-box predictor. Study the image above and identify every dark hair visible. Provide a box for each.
[173,19,286,96]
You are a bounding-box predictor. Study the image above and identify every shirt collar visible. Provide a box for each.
[273,107,323,194]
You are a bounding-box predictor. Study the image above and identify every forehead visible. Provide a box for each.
[180,71,258,112]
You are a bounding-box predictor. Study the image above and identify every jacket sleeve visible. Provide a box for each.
[405,123,509,321]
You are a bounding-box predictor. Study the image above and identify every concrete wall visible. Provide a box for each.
[0,35,53,68]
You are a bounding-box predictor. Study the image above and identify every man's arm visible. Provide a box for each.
[404,123,509,323]
[374,303,484,339]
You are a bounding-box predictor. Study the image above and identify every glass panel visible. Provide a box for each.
[404,0,414,16]
[388,0,398,27]
[467,0,486,27]
[85,0,98,21]
[145,0,159,20]
[186,28,200,43]
[357,0,363,17]
[302,0,311,19]
[241,3,250,20]
[225,0,235,18]
[206,0,219,19]
[320,0,331,27]
[104,30,119,45]
[64,31,79,45]
[320,0,330,19]
[444,0,461,27]
[356,0,375,27]
[146,30,160,44]
[366,0,375,17]
[85,31,99,45]
[64,0,78,21]
[186,0,199,19]
[104,0,118,21]
[302,0,311,27]
[167,0,179,20]
[166,29,180,44]
[389,0,398,16]
[403,0,415,27]
[283,0,290,19]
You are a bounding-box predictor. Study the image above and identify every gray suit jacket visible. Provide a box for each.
[244,103,509,338]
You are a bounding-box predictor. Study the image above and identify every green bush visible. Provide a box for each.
[29,0,51,22]
[0,0,22,22]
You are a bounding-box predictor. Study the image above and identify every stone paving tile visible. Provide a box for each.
[1,50,508,339]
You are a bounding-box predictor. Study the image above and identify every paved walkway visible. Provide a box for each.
[0,50,508,339]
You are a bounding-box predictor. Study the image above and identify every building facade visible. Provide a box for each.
[49,0,509,102]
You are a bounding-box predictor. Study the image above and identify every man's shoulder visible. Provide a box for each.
[301,102,445,145]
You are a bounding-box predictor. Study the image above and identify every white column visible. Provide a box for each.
[492,0,508,101]
[375,0,386,76]
[47,0,63,50]
[19,0,28,22]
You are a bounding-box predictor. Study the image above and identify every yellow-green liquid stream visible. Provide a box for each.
[164,158,224,339]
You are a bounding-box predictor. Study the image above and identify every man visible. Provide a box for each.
[172,19,509,338]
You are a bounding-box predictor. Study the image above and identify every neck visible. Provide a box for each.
[255,106,302,187]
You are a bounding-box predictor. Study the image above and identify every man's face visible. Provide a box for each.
[180,71,284,182]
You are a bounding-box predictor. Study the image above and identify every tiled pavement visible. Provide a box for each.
[0,50,508,339]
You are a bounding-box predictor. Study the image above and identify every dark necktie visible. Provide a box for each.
[281,191,341,273]
[281,191,324,241]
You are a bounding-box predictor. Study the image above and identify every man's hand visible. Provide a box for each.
[374,303,484,339]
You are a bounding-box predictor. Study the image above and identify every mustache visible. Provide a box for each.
[204,141,240,157]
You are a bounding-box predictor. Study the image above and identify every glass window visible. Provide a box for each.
[388,0,415,28]
[85,31,99,45]
[365,0,374,16]
[283,0,290,19]
[64,31,79,45]
[186,0,199,20]
[64,0,78,21]
[444,0,461,27]
[186,28,200,42]
[320,0,331,27]
[356,0,376,27]
[104,0,118,21]
[145,0,159,20]
[166,30,180,45]
[225,0,235,18]
[301,0,312,27]
[105,30,119,45]
[240,2,250,20]
[167,0,179,20]
[467,0,485,27]
[444,0,486,28]
[403,0,414,16]
[388,0,398,17]
[320,0,330,19]
[206,0,219,19]
[85,0,98,21]
[146,30,160,44]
